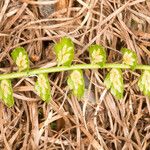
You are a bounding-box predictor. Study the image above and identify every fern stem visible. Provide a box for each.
[0,63,149,80]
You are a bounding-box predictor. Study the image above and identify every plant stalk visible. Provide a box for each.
[0,63,149,80]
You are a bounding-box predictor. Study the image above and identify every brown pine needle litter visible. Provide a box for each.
[0,0,150,149]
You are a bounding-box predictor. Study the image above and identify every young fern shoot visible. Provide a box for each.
[0,37,150,107]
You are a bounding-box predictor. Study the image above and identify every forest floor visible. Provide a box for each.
[0,0,150,149]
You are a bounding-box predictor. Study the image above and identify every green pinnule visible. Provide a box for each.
[104,68,124,99]
[88,44,106,67]
[67,69,85,99]
[121,48,137,70]
[11,47,30,72]
[35,73,52,103]
[0,79,14,107]
[54,37,74,66]
[138,70,150,97]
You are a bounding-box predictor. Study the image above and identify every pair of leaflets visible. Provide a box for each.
[0,47,51,107]
[104,48,150,99]
[54,37,85,98]
[0,47,30,107]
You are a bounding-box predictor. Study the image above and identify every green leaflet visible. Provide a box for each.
[35,73,51,103]
[138,70,150,96]
[0,79,14,107]
[104,68,124,100]
[88,44,106,67]
[54,37,74,66]
[121,48,137,70]
[67,69,85,99]
[0,84,2,99]
[11,47,30,71]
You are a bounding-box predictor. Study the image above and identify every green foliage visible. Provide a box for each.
[121,48,137,70]
[1,37,150,107]
[138,70,150,96]
[88,44,106,67]
[0,79,14,107]
[54,37,74,66]
[11,47,30,71]
[35,73,51,103]
[0,86,2,99]
[67,69,85,99]
[104,68,124,99]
